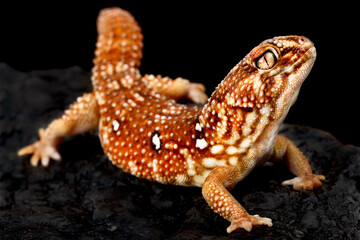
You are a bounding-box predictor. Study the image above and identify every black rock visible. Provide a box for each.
[1,63,359,239]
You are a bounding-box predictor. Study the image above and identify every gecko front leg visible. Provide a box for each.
[141,74,208,104]
[270,136,325,190]
[18,92,99,166]
[202,165,273,233]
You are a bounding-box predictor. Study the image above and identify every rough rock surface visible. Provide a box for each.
[1,63,359,239]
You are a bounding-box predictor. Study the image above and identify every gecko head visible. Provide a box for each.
[219,35,316,120]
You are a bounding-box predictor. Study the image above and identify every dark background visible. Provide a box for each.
[0,2,358,146]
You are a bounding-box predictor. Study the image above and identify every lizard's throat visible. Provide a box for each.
[272,47,316,120]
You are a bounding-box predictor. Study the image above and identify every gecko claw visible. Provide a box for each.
[227,214,273,233]
[282,174,325,190]
[186,83,208,105]
[18,129,62,167]
[18,145,35,156]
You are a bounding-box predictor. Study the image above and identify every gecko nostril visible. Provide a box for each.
[299,37,306,44]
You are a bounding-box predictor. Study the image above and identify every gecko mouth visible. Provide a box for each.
[273,41,316,117]
[297,45,316,77]
[301,45,316,64]
[293,40,317,71]
[283,43,316,86]
[288,45,316,107]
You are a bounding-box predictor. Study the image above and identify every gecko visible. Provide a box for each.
[18,7,325,233]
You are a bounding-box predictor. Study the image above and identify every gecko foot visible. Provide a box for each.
[186,83,208,105]
[227,214,273,233]
[18,128,61,167]
[282,174,325,191]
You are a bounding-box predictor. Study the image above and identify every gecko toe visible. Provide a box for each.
[227,215,272,233]
[282,174,325,190]
[30,152,40,166]
[18,145,35,156]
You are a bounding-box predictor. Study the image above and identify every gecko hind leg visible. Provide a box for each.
[18,92,100,167]
[141,74,208,104]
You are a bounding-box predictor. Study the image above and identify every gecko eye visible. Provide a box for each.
[255,50,277,70]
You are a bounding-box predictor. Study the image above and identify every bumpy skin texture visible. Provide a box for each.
[18,8,325,233]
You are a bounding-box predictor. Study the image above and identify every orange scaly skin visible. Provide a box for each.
[18,8,325,233]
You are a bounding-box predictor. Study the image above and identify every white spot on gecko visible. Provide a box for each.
[196,138,208,149]
[112,119,120,131]
[151,132,161,151]
[211,145,224,154]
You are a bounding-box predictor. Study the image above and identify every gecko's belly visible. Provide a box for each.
[97,95,205,186]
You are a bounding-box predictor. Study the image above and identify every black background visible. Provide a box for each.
[0,2,358,146]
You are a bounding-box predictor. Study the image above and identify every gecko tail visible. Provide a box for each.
[94,7,143,68]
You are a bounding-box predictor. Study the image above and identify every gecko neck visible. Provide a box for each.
[199,95,264,148]
[197,70,289,153]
